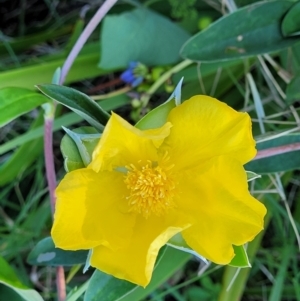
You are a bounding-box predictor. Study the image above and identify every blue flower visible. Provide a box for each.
[120,62,147,87]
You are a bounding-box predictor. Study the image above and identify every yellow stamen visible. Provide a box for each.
[124,158,175,218]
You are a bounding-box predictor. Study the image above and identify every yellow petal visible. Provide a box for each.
[175,156,266,264]
[52,169,102,250]
[89,113,172,172]
[52,168,135,251]
[90,213,190,287]
[162,96,256,172]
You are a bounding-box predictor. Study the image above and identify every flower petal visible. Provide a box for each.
[162,96,256,172]
[52,169,102,250]
[175,156,266,264]
[90,213,190,287]
[82,170,136,250]
[89,113,172,172]
[52,168,135,251]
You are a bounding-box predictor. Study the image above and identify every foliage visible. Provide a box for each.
[1,0,300,300]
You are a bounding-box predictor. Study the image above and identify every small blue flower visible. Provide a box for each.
[120,61,147,87]
[120,69,136,84]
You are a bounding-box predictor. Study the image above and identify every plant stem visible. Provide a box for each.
[141,59,193,107]
[91,86,131,100]
[59,0,119,84]
[56,266,67,301]
[45,114,67,301]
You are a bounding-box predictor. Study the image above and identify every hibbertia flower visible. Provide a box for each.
[51,95,266,287]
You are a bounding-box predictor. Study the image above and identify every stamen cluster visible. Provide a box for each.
[124,160,175,218]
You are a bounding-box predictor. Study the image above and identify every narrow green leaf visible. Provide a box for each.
[37,84,110,131]
[0,94,129,155]
[99,8,190,69]
[281,1,300,37]
[269,245,293,301]
[0,87,47,127]
[135,78,183,130]
[181,1,299,62]
[247,72,265,133]
[286,74,300,105]
[66,280,90,301]
[27,237,88,266]
[84,271,136,301]
[0,25,71,55]
[246,133,300,173]
[61,127,101,171]
[0,43,109,90]
[229,245,251,268]
[0,256,44,301]
[246,171,261,182]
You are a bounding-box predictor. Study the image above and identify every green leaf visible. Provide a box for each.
[181,1,300,62]
[281,1,300,37]
[0,94,129,155]
[66,280,90,301]
[0,256,44,301]
[246,133,300,173]
[84,246,191,301]
[61,127,100,170]
[286,75,300,105]
[0,285,25,301]
[84,271,136,301]
[135,78,183,130]
[37,84,110,131]
[27,237,88,266]
[229,245,251,268]
[268,245,293,301]
[0,42,111,90]
[246,171,261,182]
[99,8,190,69]
[0,87,47,127]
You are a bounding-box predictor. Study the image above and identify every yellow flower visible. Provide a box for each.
[51,95,266,287]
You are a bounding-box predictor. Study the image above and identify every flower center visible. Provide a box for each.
[124,159,175,218]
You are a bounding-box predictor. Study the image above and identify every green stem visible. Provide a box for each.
[141,59,193,107]
[91,86,131,100]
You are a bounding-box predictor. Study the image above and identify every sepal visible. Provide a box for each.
[135,78,183,130]
[60,126,100,172]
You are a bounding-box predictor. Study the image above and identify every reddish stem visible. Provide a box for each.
[44,117,67,301]
[56,266,67,301]
[87,78,123,94]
